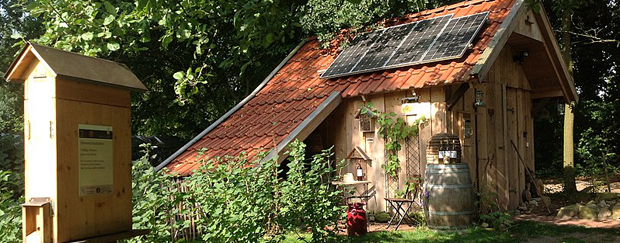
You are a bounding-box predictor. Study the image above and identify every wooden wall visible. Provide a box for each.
[325,44,535,212]
[326,87,447,212]
[24,60,57,205]
[447,45,534,211]
[54,79,133,242]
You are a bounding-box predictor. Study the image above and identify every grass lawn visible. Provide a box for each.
[282,221,620,243]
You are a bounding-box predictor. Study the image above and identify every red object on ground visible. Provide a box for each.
[347,202,368,236]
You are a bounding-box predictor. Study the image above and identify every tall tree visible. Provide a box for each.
[0,0,43,133]
[539,0,620,190]
[19,0,452,140]
[560,1,578,195]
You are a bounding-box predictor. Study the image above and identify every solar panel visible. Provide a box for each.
[422,12,489,62]
[320,12,489,79]
[386,15,452,66]
[352,23,416,72]
[320,31,383,78]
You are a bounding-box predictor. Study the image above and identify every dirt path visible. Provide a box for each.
[544,178,620,194]
[515,214,620,229]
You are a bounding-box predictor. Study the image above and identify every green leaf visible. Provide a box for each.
[10,33,23,39]
[81,32,94,41]
[162,35,173,48]
[103,15,115,26]
[107,42,120,51]
[173,71,184,80]
[265,33,275,44]
[104,1,117,14]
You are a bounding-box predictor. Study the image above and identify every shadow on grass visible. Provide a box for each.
[346,227,516,243]
[509,221,619,242]
[284,221,620,243]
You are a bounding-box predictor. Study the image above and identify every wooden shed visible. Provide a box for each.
[158,0,577,212]
[4,43,147,242]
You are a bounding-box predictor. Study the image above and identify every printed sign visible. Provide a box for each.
[402,102,431,117]
[78,124,113,196]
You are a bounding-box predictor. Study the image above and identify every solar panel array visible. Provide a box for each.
[321,12,489,79]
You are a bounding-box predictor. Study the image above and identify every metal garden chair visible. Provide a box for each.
[384,176,423,230]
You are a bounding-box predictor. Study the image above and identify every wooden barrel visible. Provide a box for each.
[424,163,474,230]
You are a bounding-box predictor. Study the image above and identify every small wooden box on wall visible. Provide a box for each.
[4,43,147,242]
[355,108,375,133]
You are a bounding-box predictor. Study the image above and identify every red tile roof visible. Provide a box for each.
[163,0,517,175]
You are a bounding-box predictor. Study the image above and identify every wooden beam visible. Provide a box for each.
[470,0,527,82]
[447,83,470,111]
[533,7,579,103]
[68,230,149,243]
[531,90,563,99]
[263,91,343,163]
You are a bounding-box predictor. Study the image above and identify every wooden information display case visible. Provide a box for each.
[4,43,148,242]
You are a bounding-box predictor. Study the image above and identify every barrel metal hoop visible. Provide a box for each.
[428,164,469,168]
[429,210,475,216]
[426,170,470,174]
[425,184,474,189]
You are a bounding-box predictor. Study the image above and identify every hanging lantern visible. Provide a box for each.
[475,90,484,106]
[558,100,565,115]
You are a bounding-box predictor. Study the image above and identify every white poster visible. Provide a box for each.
[78,124,113,196]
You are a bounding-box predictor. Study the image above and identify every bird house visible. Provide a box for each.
[4,43,147,242]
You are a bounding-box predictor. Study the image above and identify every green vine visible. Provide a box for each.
[361,103,428,179]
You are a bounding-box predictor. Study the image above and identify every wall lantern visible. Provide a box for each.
[475,90,484,106]
[356,163,364,181]
[558,100,565,115]
[513,51,529,65]
[347,146,371,181]
[401,89,420,104]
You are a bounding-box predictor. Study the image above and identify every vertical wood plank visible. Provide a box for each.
[494,84,509,211]
[418,88,432,179]
[372,94,386,211]
[430,87,446,135]
[506,88,519,208]
[463,87,477,183]
[525,91,535,171]
[484,83,498,210]
[475,85,489,211]
[516,89,526,200]
[331,104,347,163]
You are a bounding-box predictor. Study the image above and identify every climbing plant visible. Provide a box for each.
[361,103,428,178]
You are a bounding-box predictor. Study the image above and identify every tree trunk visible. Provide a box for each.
[563,103,577,194]
[561,7,578,195]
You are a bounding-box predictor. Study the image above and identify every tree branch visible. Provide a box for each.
[554,29,620,46]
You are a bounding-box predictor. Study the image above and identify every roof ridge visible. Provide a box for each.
[29,42,126,66]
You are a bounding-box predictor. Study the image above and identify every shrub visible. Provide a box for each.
[185,151,279,242]
[276,140,346,242]
[0,170,22,243]
[128,141,345,242]
[125,144,178,242]
[375,212,391,223]
[0,133,24,242]
[479,211,513,231]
